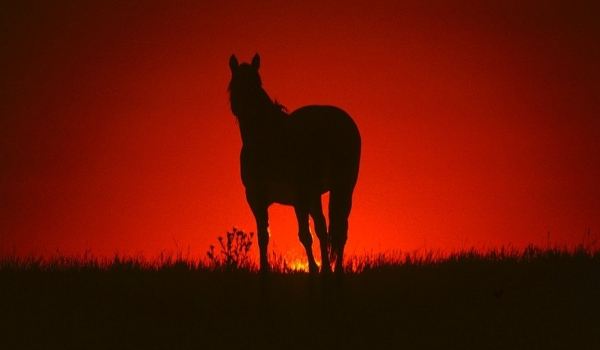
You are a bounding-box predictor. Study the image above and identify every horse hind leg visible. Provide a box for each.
[328,187,354,273]
[309,196,332,273]
[294,205,319,273]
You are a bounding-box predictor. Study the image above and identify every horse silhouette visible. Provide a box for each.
[228,53,361,273]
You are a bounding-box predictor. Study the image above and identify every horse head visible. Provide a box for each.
[228,53,286,131]
[228,54,262,112]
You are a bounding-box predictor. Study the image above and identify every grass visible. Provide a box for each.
[1,236,599,349]
[3,243,597,273]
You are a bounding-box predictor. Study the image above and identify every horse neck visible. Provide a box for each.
[234,88,283,146]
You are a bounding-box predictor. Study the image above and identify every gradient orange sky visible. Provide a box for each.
[2,1,599,260]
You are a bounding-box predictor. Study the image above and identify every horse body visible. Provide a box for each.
[229,54,360,273]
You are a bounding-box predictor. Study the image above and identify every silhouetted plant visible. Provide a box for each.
[206,228,254,270]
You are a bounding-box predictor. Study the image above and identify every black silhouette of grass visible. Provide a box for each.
[1,230,599,349]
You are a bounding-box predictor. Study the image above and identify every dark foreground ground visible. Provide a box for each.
[1,252,599,349]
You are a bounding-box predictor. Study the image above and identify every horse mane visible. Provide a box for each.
[273,99,288,116]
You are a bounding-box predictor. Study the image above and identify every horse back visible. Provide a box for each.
[241,105,360,204]
[290,105,361,178]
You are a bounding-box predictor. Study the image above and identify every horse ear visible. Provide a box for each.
[229,54,239,71]
[251,53,260,70]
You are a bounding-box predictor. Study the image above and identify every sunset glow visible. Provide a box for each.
[2,1,599,261]
[286,259,310,273]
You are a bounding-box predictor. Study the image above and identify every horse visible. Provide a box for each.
[228,53,360,273]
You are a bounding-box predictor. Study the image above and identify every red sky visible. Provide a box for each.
[2,1,599,260]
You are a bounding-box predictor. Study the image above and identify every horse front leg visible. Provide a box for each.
[294,205,319,273]
[254,208,270,273]
[247,192,270,273]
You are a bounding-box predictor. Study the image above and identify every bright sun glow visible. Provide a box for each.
[286,259,310,272]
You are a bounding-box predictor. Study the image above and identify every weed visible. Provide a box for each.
[206,227,255,271]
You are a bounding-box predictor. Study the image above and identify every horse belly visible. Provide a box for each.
[266,175,329,206]
[267,181,297,206]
